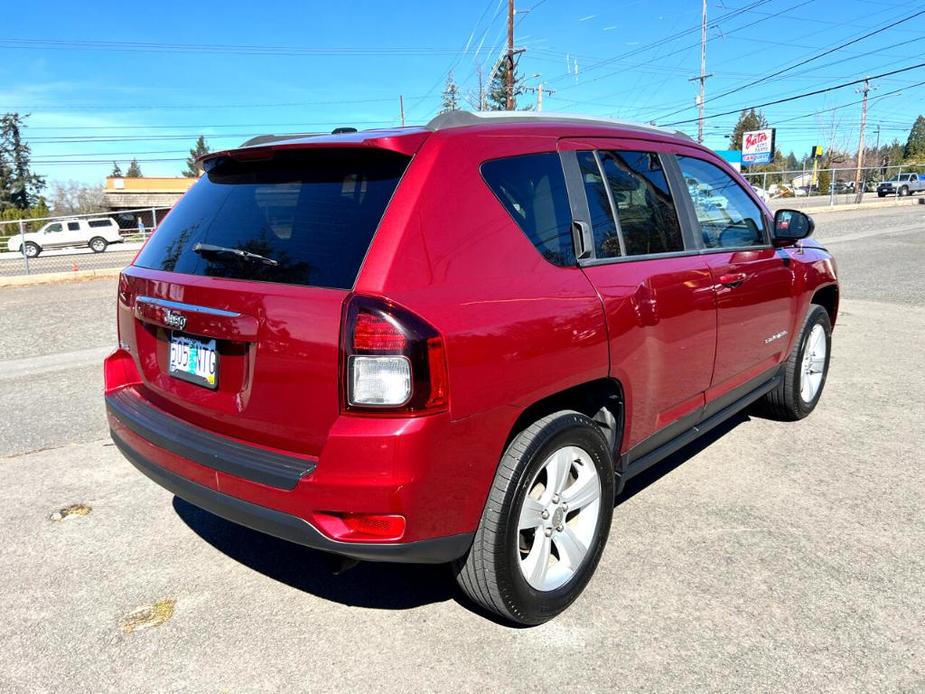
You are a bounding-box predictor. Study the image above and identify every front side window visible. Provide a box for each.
[45,223,63,233]
[677,155,767,249]
[481,153,575,266]
[599,151,684,256]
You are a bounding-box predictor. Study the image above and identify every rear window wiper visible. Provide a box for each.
[193,242,279,267]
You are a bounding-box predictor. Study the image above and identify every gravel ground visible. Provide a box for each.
[0,204,923,692]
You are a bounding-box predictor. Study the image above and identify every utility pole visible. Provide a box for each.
[524,83,555,111]
[853,78,872,203]
[506,0,515,110]
[399,95,405,126]
[688,0,712,144]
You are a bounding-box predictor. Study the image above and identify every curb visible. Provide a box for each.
[773,197,925,215]
[0,267,122,288]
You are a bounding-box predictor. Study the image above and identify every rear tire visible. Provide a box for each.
[454,410,614,626]
[89,237,108,253]
[23,242,40,258]
[758,304,832,421]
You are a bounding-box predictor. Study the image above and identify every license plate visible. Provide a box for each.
[168,334,218,389]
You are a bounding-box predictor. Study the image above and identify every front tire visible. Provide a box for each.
[89,237,108,253]
[454,411,614,625]
[23,242,40,258]
[898,186,909,197]
[758,304,832,421]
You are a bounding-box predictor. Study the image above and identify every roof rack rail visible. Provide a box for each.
[239,133,322,147]
[425,110,692,140]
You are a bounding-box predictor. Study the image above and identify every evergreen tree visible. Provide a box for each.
[487,58,527,111]
[440,72,460,114]
[784,151,799,171]
[728,108,769,151]
[903,115,925,161]
[111,161,123,177]
[126,158,143,177]
[0,113,45,211]
[183,135,210,177]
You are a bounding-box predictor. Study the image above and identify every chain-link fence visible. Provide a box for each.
[0,207,171,278]
[740,163,925,208]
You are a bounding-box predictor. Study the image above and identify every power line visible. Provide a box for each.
[652,8,925,121]
[660,61,925,126]
[547,0,774,86]
[0,37,481,56]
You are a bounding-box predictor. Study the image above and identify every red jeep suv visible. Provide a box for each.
[105,112,838,625]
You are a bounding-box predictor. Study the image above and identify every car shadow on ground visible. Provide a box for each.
[172,410,752,617]
[172,496,455,610]
[616,411,750,507]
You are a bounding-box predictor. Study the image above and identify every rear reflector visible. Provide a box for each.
[313,512,407,542]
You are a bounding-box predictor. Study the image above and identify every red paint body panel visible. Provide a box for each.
[107,119,839,551]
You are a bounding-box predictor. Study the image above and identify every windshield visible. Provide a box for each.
[134,148,410,289]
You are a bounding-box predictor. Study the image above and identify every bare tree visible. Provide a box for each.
[49,180,106,215]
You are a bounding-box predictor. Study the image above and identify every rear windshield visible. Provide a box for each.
[134,148,410,289]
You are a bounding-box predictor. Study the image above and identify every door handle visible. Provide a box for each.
[718,272,747,288]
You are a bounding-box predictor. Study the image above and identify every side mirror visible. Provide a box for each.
[773,209,814,245]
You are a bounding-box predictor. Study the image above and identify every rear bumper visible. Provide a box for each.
[106,389,476,563]
[111,428,472,563]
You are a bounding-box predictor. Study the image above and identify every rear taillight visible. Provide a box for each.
[342,295,448,414]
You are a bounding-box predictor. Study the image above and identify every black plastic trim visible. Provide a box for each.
[112,430,473,564]
[106,390,315,491]
[622,367,782,481]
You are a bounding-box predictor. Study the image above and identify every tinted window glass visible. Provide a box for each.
[67,222,80,231]
[134,149,409,289]
[599,151,683,256]
[677,155,767,249]
[46,223,62,233]
[88,219,111,228]
[576,151,621,258]
[481,153,575,266]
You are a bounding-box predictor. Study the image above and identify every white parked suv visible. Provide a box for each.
[6,217,124,257]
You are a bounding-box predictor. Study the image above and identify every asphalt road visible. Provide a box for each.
[1,205,923,692]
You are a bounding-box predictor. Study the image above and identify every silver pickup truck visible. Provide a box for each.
[876,172,925,197]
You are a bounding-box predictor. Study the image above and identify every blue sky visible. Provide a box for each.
[3,0,924,184]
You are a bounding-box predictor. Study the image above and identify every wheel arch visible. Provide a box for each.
[811,283,839,326]
[504,378,625,465]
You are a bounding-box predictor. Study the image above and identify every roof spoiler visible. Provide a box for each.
[425,110,692,140]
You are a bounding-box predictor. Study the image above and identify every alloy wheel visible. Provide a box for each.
[517,445,602,591]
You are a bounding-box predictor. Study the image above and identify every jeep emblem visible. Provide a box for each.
[163,309,187,331]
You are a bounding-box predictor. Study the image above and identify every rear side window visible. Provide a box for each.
[134,149,410,289]
[577,151,622,258]
[481,153,575,266]
[67,222,80,231]
[677,155,767,249]
[598,151,683,256]
[88,219,112,228]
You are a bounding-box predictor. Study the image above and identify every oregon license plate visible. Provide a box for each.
[168,334,218,389]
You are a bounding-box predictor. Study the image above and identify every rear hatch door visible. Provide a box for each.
[118,145,414,456]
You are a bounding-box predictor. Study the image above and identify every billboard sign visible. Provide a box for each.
[742,128,775,165]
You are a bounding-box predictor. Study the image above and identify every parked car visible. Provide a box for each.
[876,172,925,197]
[6,217,124,257]
[750,184,771,203]
[829,180,855,194]
[105,112,839,625]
